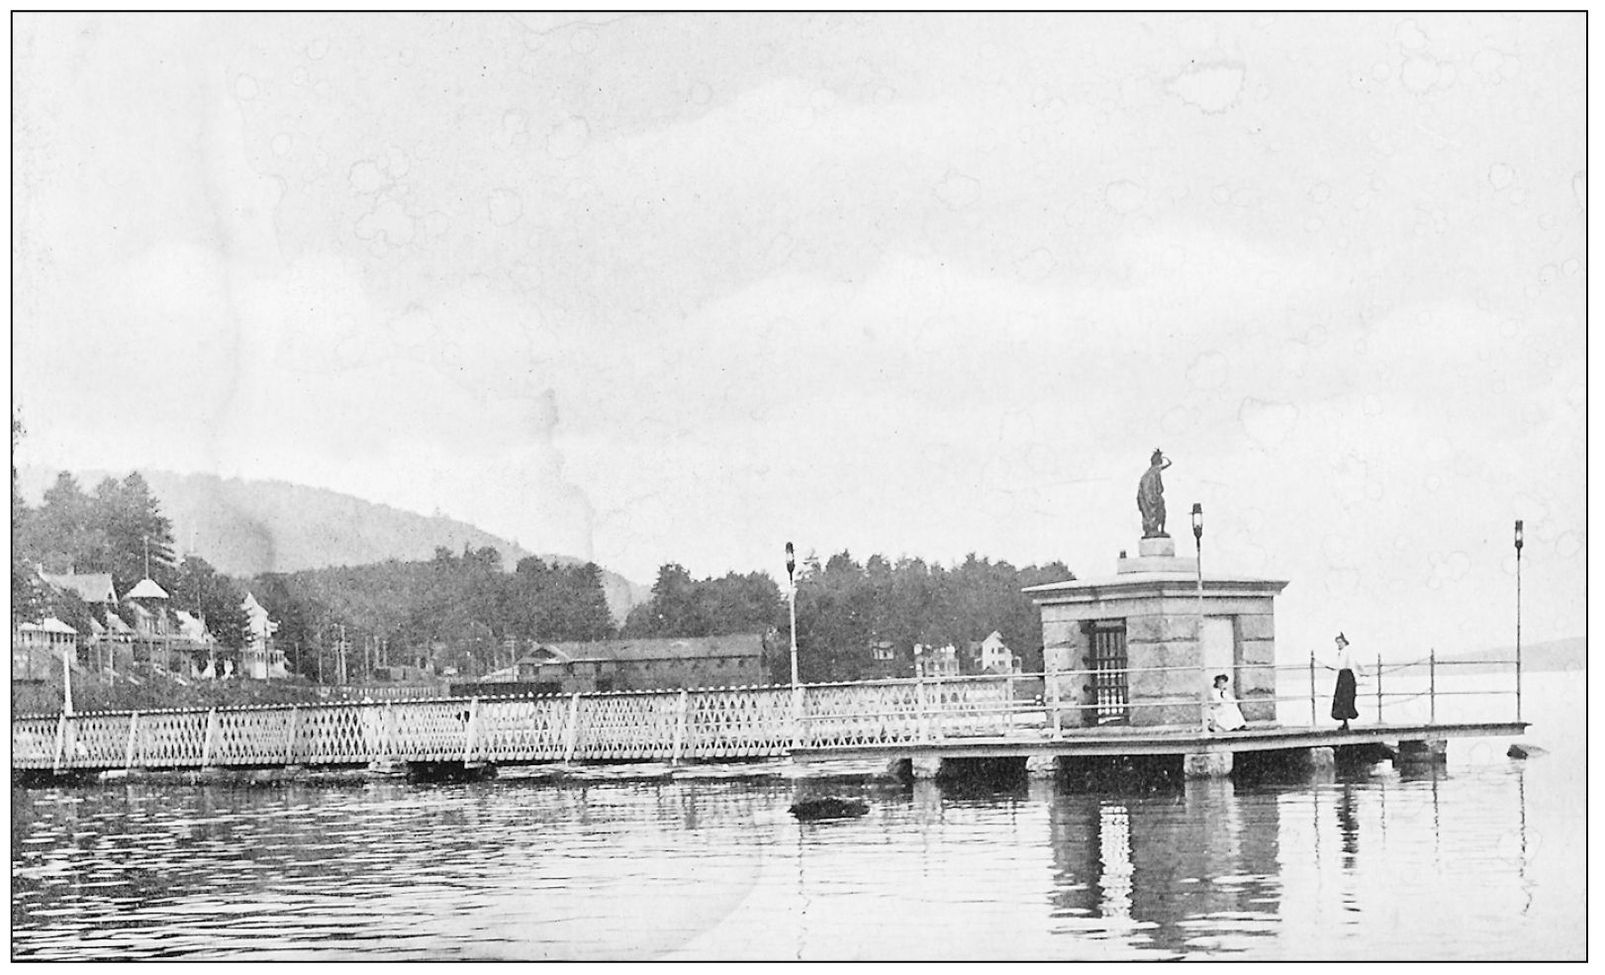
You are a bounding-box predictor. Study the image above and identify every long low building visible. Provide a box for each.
[464,633,779,695]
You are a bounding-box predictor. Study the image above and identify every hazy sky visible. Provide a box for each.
[12,12,1585,656]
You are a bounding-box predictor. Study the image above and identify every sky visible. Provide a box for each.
[11,12,1586,658]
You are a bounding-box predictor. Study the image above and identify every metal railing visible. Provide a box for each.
[12,653,1527,773]
[1286,649,1522,728]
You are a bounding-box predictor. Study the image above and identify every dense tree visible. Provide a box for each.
[787,550,1075,682]
[15,468,178,595]
[11,417,45,625]
[622,564,783,640]
[249,548,618,680]
[172,555,250,653]
[95,473,177,593]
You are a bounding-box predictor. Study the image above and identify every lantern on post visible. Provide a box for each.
[785,542,798,689]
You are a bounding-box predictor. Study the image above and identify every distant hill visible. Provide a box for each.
[1436,635,1584,674]
[15,467,650,624]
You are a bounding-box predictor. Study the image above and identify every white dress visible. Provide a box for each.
[1208,686,1247,732]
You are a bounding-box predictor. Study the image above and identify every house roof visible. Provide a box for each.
[38,570,118,605]
[174,611,213,642]
[25,617,79,635]
[124,578,170,601]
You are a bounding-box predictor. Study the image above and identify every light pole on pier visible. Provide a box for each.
[786,542,798,688]
[786,541,802,748]
[1514,519,1523,723]
[1192,503,1205,730]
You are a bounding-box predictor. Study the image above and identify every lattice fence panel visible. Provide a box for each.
[290,704,372,765]
[931,680,1014,738]
[59,714,136,769]
[800,683,926,748]
[212,708,299,766]
[13,718,59,768]
[573,692,678,761]
[682,687,792,758]
[133,711,211,769]
[386,700,475,761]
[475,697,569,763]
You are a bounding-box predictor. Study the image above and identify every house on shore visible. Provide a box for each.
[12,618,79,681]
[240,592,287,679]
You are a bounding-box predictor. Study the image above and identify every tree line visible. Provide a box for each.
[11,430,1078,684]
[621,553,1074,683]
[250,546,617,681]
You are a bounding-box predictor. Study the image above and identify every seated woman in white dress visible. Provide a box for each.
[1207,673,1247,732]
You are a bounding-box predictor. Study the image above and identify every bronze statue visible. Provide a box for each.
[1137,448,1171,538]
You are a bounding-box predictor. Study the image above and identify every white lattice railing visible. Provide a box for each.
[12,675,1025,772]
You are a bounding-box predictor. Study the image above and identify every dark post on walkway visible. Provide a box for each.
[1429,648,1437,725]
[1308,649,1317,726]
[1375,654,1383,724]
[1514,519,1523,723]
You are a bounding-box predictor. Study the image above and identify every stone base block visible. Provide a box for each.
[1138,536,1177,557]
[1307,746,1336,771]
[1024,754,1059,778]
[911,755,943,780]
[1117,554,1199,574]
[1183,750,1233,778]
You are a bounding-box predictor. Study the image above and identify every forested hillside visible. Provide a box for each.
[16,466,649,623]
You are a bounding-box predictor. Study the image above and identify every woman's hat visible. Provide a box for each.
[1335,632,1349,646]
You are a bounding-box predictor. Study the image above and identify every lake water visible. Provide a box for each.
[10,671,1583,960]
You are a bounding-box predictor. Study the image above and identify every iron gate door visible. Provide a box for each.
[1091,622,1130,724]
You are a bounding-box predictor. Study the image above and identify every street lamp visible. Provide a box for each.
[786,541,802,748]
[1192,503,1205,729]
[1514,519,1523,722]
[786,542,798,688]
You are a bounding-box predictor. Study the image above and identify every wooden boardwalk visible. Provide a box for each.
[788,721,1530,762]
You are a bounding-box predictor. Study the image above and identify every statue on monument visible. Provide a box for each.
[1137,448,1171,538]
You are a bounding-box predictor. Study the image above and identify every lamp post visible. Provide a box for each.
[786,542,798,688]
[1514,519,1523,723]
[1192,503,1205,730]
[786,541,802,748]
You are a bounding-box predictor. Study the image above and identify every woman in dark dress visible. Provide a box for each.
[1330,632,1361,730]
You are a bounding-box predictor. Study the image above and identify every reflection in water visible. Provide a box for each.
[1096,804,1132,920]
[9,745,1565,961]
[1337,786,1359,863]
[1044,778,1281,957]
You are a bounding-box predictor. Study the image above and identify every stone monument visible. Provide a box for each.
[1136,448,1171,538]
[1025,450,1287,729]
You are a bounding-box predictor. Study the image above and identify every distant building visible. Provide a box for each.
[12,617,78,681]
[120,577,210,674]
[240,592,287,680]
[914,643,960,678]
[174,610,216,673]
[864,639,901,680]
[37,569,118,607]
[976,631,1020,675]
[495,634,771,695]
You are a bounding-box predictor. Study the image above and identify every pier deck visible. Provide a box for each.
[789,721,1529,763]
